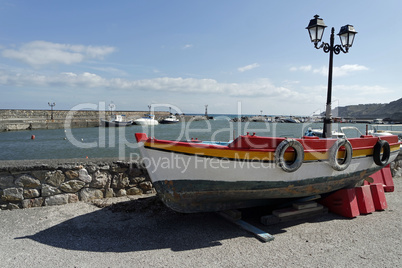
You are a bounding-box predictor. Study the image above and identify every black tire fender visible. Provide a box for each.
[275,139,304,173]
[373,139,390,166]
[329,139,353,171]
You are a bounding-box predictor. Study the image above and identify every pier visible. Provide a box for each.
[0,109,212,132]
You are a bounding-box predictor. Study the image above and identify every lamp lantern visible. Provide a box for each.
[338,24,358,50]
[306,15,327,45]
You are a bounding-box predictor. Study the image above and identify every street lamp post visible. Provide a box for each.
[306,15,357,138]
[48,102,56,120]
[109,102,115,116]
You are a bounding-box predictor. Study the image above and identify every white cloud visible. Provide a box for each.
[238,63,260,72]
[290,65,312,72]
[1,68,391,115]
[91,66,128,77]
[0,70,107,88]
[334,64,369,77]
[334,84,391,96]
[291,64,368,77]
[313,64,368,77]
[312,66,327,76]
[182,44,193,49]
[0,70,300,99]
[1,41,115,66]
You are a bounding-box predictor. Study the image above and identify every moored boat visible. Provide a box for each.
[305,128,345,139]
[368,124,402,140]
[100,114,133,127]
[133,114,159,126]
[160,114,180,124]
[135,130,401,213]
[282,117,301,123]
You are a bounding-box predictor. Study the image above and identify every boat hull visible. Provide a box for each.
[160,119,179,124]
[135,133,401,213]
[152,170,374,213]
[160,115,179,124]
[133,119,159,125]
[101,120,133,127]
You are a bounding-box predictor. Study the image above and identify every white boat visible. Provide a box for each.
[283,117,301,123]
[305,128,346,139]
[160,114,179,124]
[135,129,401,213]
[100,114,133,127]
[133,114,159,126]
[373,119,384,124]
[368,124,402,140]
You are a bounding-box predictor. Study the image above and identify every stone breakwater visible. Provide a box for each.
[0,109,210,132]
[0,158,154,210]
[0,109,170,132]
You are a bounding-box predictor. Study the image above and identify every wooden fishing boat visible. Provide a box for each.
[135,130,400,213]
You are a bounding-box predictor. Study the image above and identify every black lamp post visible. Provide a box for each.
[109,102,115,116]
[306,15,357,138]
[48,102,56,120]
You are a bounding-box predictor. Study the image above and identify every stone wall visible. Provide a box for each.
[0,109,170,132]
[0,109,206,132]
[0,109,170,120]
[0,159,154,210]
[390,158,402,178]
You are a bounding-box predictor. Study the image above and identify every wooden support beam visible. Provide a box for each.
[261,200,328,226]
[217,210,274,242]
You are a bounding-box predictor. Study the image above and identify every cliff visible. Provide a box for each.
[333,98,402,122]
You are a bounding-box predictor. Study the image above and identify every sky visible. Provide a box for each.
[0,0,401,116]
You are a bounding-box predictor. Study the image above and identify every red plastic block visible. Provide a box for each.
[369,170,385,185]
[355,186,375,214]
[369,165,394,192]
[381,165,394,192]
[370,183,388,211]
[318,188,360,218]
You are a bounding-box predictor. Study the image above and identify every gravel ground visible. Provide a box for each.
[1,177,401,268]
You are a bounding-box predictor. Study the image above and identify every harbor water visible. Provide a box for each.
[0,115,390,160]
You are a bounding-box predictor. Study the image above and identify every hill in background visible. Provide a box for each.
[333,98,402,122]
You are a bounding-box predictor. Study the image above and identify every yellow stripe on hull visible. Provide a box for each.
[144,141,400,162]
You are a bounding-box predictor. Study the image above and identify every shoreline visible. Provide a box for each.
[0,157,124,169]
